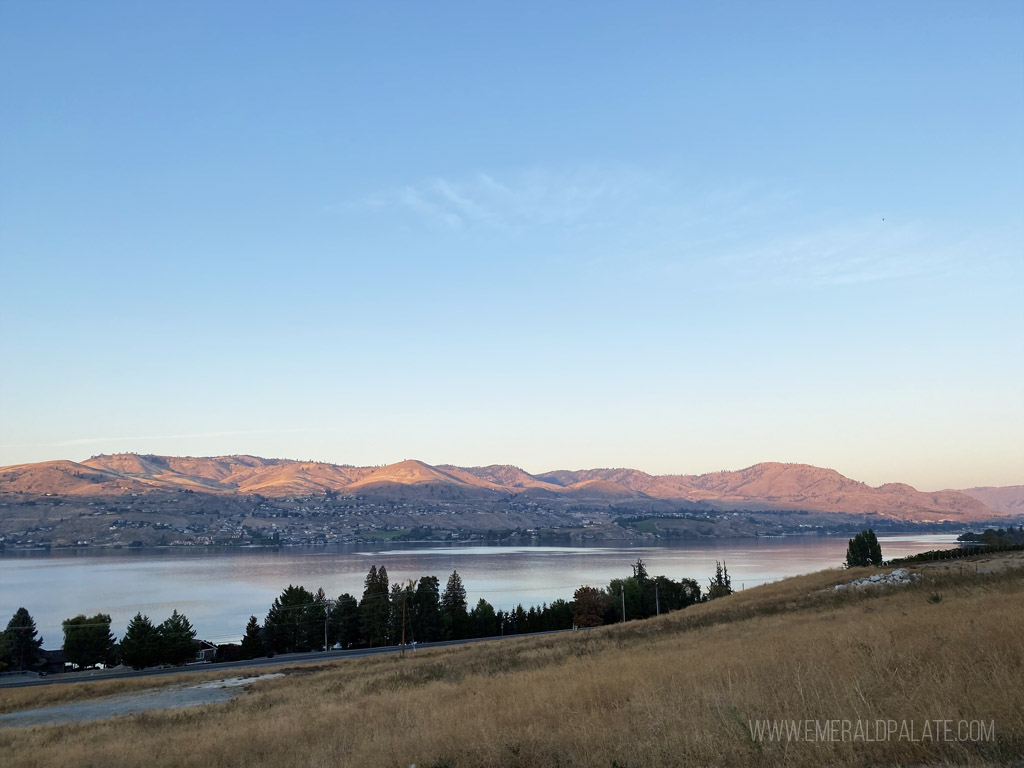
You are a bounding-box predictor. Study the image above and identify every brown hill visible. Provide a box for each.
[0,460,149,496]
[955,486,1024,516]
[0,454,1010,522]
[450,465,563,492]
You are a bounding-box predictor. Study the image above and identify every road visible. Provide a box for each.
[1,629,580,689]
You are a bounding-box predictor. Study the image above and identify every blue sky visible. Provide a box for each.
[1,1,1021,490]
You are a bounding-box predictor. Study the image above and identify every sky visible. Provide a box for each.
[1,1,1021,491]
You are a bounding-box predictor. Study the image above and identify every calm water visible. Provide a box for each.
[0,534,960,646]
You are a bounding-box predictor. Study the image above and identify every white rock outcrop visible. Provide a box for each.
[834,568,921,591]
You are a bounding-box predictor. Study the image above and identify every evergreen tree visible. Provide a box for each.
[264,585,318,654]
[543,598,574,630]
[4,608,44,671]
[512,604,528,634]
[62,613,116,669]
[0,629,11,673]
[411,576,442,643]
[119,613,161,670]
[158,610,197,665]
[865,529,883,565]
[308,588,329,651]
[653,575,702,612]
[387,581,414,646]
[469,598,497,638]
[440,570,469,640]
[706,561,733,600]
[331,593,361,648]
[846,530,883,567]
[359,566,390,647]
[240,616,264,659]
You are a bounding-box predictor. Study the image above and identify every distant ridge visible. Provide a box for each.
[0,453,1011,523]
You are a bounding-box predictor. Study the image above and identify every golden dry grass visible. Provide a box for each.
[0,664,290,715]
[3,562,1023,768]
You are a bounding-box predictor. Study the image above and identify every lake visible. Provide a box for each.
[0,534,960,646]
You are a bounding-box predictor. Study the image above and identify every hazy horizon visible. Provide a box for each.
[2,3,1021,492]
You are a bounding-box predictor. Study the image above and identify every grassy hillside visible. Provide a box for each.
[3,559,1022,767]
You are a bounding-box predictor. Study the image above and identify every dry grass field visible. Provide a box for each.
[2,560,1022,768]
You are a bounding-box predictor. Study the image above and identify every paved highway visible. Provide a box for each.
[1,629,582,689]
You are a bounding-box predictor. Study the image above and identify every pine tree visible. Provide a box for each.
[4,608,44,671]
[359,566,390,647]
[706,560,733,600]
[119,613,161,670]
[62,613,116,669]
[846,530,882,567]
[0,628,11,673]
[543,598,574,631]
[387,582,414,646]
[307,587,329,651]
[331,593,360,648]
[264,585,317,654]
[240,616,264,659]
[865,529,883,565]
[158,610,197,665]
[469,598,497,638]
[411,576,442,643]
[441,570,469,640]
[512,604,527,633]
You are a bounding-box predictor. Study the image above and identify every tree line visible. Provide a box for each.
[1,560,735,672]
[0,607,199,672]
[221,560,734,660]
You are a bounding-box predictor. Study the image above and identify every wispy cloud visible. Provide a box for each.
[370,166,655,234]
[359,165,1006,287]
[714,220,1002,287]
[0,428,318,451]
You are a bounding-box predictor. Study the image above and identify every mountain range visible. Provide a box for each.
[0,453,1016,523]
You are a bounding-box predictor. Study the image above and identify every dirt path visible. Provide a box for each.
[0,674,281,728]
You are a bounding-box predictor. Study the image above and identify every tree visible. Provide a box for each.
[331,593,361,648]
[388,582,414,646]
[4,608,44,671]
[542,598,574,631]
[411,576,442,643]
[359,566,390,647]
[62,614,116,669]
[571,586,610,628]
[631,559,649,582]
[441,570,469,640]
[119,613,161,670]
[846,529,883,567]
[706,560,733,600]
[158,610,197,665]
[512,604,527,634]
[654,576,702,611]
[0,629,12,672]
[264,585,319,654]
[607,577,642,621]
[240,616,264,659]
[308,587,329,651]
[866,529,883,565]
[469,598,497,638]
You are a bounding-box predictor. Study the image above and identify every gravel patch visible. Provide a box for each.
[0,674,282,728]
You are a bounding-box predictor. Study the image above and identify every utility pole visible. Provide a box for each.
[620,584,626,623]
[400,578,415,658]
[655,581,659,616]
[323,599,335,652]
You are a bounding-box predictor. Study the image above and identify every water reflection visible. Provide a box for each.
[0,535,961,645]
